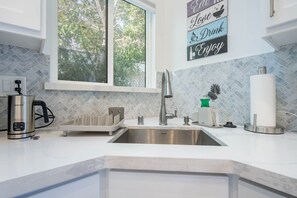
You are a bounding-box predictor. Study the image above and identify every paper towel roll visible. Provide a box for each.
[250,74,276,127]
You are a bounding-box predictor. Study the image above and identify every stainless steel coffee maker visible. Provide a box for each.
[7,95,49,139]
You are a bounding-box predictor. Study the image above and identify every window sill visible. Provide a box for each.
[44,82,160,94]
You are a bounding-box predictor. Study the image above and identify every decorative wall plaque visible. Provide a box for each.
[187,0,228,61]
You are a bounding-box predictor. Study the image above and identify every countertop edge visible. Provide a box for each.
[1,156,296,197]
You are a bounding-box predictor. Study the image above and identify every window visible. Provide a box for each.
[114,0,146,87]
[53,0,155,89]
[58,0,107,83]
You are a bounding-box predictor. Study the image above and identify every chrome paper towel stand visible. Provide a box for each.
[244,114,284,134]
[244,66,284,134]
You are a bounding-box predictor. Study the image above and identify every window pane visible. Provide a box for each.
[58,0,107,83]
[114,0,146,87]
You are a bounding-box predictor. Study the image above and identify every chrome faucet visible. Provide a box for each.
[159,69,173,125]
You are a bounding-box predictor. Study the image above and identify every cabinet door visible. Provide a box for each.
[0,0,41,31]
[27,174,101,198]
[267,0,297,27]
[238,180,286,198]
[108,170,229,198]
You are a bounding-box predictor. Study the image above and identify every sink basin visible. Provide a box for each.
[109,128,223,146]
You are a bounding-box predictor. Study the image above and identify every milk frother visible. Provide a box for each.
[7,95,49,139]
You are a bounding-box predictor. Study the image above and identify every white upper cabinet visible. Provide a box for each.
[267,0,297,27]
[0,0,41,30]
[0,0,46,52]
[262,0,297,50]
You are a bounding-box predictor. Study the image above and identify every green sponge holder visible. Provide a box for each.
[200,98,210,107]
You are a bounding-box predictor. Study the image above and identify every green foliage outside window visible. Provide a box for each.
[58,0,107,83]
[114,0,146,87]
[58,0,147,87]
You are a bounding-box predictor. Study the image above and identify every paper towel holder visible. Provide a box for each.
[244,114,284,134]
[258,66,267,74]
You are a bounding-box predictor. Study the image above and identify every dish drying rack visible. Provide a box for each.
[59,107,124,136]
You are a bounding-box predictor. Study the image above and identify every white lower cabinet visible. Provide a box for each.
[108,170,229,198]
[27,173,101,198]
[13,170,292,198]
[238,180,287,198]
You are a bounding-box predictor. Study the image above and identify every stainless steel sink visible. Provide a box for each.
[109,128,223,146]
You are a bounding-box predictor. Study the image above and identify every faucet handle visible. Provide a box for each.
[138,116,144,125]
[166,109,177,119]
[166,113,175,119]
[183,116,190,125]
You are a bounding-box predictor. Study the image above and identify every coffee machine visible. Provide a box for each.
[7,95,49,139]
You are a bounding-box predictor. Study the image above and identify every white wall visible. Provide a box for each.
[155,0,171,72]
[157,0,274,72]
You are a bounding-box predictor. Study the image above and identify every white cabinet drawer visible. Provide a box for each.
[28,174,101,198]
[109,170,229,198]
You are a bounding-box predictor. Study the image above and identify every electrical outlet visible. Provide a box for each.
[0,76,26,96]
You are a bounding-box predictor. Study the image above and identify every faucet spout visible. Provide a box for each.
[159,69,173,125]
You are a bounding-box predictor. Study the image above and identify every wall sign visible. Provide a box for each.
[187,0,228,61]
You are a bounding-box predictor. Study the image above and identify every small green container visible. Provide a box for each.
[200,98,210,107]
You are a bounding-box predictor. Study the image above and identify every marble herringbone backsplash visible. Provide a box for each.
[0,45,160,129]
[0,43,297,131]
[167,44,297,131]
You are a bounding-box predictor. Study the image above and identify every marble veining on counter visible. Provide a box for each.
[0,118,297,197]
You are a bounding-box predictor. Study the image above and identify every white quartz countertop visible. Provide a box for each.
[0,118,297,197]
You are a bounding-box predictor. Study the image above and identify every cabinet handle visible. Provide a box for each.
[270,0,275,17]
